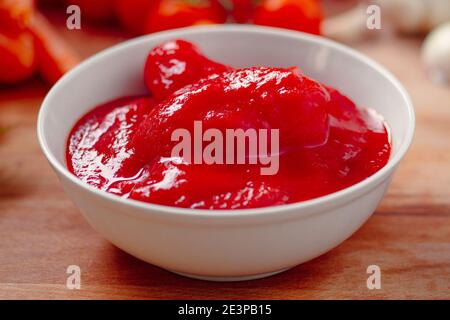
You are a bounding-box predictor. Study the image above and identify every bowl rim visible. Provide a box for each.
[37,25,415,219]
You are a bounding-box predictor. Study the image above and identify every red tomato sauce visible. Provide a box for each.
[67,40,391,210]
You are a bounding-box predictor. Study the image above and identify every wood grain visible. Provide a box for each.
[0,20,449,300]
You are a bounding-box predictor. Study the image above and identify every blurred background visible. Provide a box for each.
[0,0,449,299]
[1,0,449,90]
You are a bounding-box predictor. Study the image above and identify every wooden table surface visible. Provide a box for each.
[0,18,449,300]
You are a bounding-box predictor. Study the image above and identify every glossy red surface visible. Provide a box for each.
[144,39,231,101]
[67,40,391,210]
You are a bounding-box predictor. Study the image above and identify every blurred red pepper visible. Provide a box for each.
[0,31,37,84]
[1,0,80,85]
[28,12,80,84]
[0,0,37,83]
[253,0,322,35]
[228,0,257,23]
[115,0,157,35]
[145,0,227,33]
[0,0,35,34]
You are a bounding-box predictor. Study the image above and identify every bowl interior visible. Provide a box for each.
[39,26,413,185]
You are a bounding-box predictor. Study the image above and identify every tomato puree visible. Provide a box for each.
[67,40,391,210]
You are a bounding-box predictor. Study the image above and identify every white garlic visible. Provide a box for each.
[323,0,450,42]
[422,22,450,85]
[374,0,450,33]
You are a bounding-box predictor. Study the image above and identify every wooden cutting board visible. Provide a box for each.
[0,18,449,300]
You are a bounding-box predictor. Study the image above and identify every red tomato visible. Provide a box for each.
[229,0,256,23]
[28,12,80,84]
[0,31,36,83]
[145,0,227,33]
[115,0,158,35]
[253,0,322,35]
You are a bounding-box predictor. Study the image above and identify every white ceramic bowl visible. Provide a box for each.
[37,25,414,281]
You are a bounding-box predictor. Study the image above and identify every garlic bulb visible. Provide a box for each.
[376,0,450,33]
[422,22,450,85]
[323,0,450,42]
